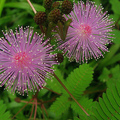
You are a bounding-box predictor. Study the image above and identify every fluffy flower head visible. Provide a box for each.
[0,26,57,95]
[58,1,114,63]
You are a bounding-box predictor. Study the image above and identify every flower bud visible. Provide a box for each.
[55,53,64,63]
[52,1,60,9]
[34,11,47,25]
[60,16,66,24]
[48,9,62,23]
[61,0,73,14]
[43,0,52,10]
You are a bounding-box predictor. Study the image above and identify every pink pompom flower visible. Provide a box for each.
[57,1,114,63]
[0,26,57,95]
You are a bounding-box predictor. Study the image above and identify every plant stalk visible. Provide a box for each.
[27,0,37,14]
[27,0,89,116]
[53,72,89,116]
[12,98,33,119]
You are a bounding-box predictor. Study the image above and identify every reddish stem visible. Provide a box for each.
[34,98,37,120]
[12,98,33,119]
[39,25,45,34]
[42,104,48,117]
[29,103,35,120]
[43,87,61,95]
[41,104,45,119]
[53,72,89,116]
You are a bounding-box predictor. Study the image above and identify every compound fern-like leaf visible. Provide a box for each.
[0,100,11,120]
[49,94,71,116]
[46,66,65,94]
[71,97,95,118]
[65,64,93,99]
[93,81,120,119]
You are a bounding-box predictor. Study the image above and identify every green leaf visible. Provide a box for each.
[92,82,120,119]
[94,101,114,119]
[99,65,120,87]
[7,102,23,109]
[4,2,45,12]
[74,117,80,120]
[0,16,11,25]
[0,0,6,17]
[112,29,120,44]
[99,97,113,118]
[98,67,110,82]
[49,94,71,116]
[92,0,101,7]
[109,14,119,23]
[102,93,117,119]
[71,97,95,118]
[106,89,120,112]
[46,66,65,94]
[98,44,120,69]
[92,107,103,120]
[63,19,72,40]
[0,100,11,120]
[65,64,93,99]
[107,65,120,87]
[106,53,120,66]
[110,0,120,15]
[57,19,72,41]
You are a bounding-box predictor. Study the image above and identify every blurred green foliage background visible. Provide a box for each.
[0,0,120,120]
